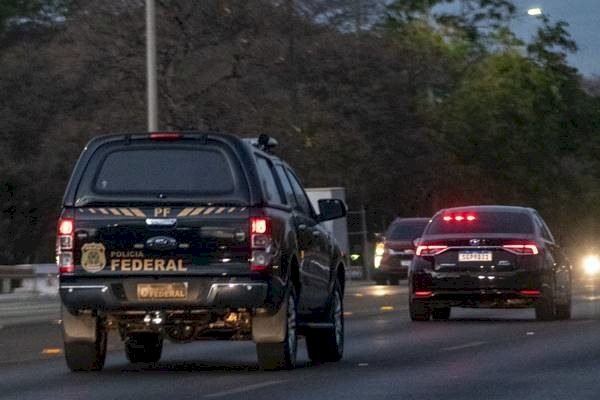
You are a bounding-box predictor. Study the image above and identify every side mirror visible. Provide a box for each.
[317,198,347,222]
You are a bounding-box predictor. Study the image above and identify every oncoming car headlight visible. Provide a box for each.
[374,242,385,269]
[583,255,600,276]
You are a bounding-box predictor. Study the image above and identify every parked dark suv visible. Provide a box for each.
[409,206,571,321]
[57,132,347,371]
[374,218,429,285]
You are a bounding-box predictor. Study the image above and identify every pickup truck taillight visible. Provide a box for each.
[250,216,272,272]
[57,218,75,274]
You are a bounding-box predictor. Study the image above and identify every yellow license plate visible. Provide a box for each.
[137,283,188,300]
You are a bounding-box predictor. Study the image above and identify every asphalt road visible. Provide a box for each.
[3,280,600,400]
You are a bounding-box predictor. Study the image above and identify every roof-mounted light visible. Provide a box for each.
[150,132,183,140]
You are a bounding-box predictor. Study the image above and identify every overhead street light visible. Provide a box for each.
[527,7,543,16]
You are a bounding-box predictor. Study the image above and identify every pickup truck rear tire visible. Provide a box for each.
[125,333,163,363]
[256,286,297,370]
[64,323,107,371]
[306,280,344,363]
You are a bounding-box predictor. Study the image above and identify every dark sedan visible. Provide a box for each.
[408,206,571,321]
[374,217,429,285]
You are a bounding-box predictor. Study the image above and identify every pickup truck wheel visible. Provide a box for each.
[306,281,344,363]
[125,333,163,364]
[256,286,297,370]
[64,320,107,372]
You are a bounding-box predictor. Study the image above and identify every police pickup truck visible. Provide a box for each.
[57,132,347,371]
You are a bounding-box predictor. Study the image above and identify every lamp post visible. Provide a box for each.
[146,0,158,132]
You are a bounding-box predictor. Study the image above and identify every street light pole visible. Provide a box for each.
[146,0,158,132]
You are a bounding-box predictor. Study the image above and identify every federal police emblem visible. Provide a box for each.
[81,242,107,273]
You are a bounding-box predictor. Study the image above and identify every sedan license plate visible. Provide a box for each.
[458,252,492,262]
[401,260,412,267]
[137,283,188,300]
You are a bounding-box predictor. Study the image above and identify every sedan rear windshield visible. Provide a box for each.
[427,212,534,235]
[74,142,248,205]
[387,221,428,240]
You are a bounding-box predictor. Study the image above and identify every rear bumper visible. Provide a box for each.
[374,267,408,278]
[411,290,540,308]
[60,277,270,312]
[376,255,413,277]
[410,261,548,308]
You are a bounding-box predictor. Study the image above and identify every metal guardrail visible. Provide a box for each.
[0,264,35,279]
[0,264,58,296]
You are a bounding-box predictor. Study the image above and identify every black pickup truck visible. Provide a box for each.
[57,132,347,371]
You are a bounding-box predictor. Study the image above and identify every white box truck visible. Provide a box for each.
[305,187,350,273]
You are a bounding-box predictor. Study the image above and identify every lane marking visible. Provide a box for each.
[41,348,62,355]
[443,341,487,352]
[204,380,286,398]
[572,320,595,325]
[380,306,394,311]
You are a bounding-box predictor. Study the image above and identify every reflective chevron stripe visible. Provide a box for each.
[83,208,146,217]
[130,208,146,217]
[82,207,246,217]
[178,207,194,217]
[119,208,134,216]
[190,207,205,216]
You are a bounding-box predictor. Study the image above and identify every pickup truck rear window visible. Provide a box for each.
[94,148,235,195]
[72,141,249,205]
[427,212,534,235]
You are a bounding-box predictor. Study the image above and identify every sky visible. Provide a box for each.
[511,0,600,76]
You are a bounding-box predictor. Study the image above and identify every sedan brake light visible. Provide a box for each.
[443,214,477,222]
[414,291,433,297]
[416,244,448,256]
[502,242,539,255]
[519,289,541,296]
[150,132,182,140]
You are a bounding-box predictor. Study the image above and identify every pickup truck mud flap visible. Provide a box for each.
[252,296,287,343]
[62,308,98,343]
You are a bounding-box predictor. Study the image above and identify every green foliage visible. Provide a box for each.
[1,0,600,262]
[0,0,69,32]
